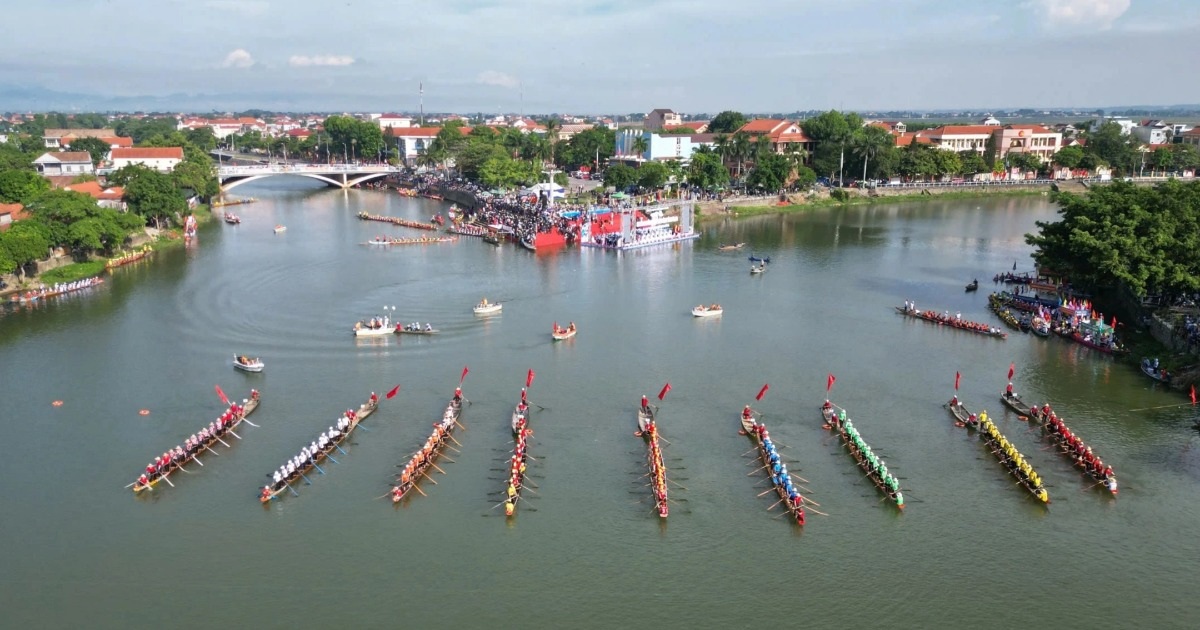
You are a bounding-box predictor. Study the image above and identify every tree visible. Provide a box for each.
[122,165,186,229]
[0,220,51,279]
[543,119,562,165]
[0,142,36,171]
[1006,151,1042,173]
[931,150,962,177]
[1150,147,1173,174]
[631,135,649,162]
[1086,121,1140,175]
[746,153,792,192]
[802,110,863,183]
[67,137,112,166]
[686,152,730,190]
[322,115,384,162]
[636,161,669,190]
[793,165,817,189]
[898,144,938,180]
[958,151,988,177]
[457,140,508,182]
[604,163,637,191]
[1170,144,1200,171]
[556,127,615,170]
[0,170,50,204]
[173,155,219,200]
[708,111,748,134]
[1053,145,1084,169]
[850,125,894,182]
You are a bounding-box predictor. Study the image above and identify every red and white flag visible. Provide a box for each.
[658,382,672,401]
[756,383,770,401]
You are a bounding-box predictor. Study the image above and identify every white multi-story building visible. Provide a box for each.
[110,147,184,172]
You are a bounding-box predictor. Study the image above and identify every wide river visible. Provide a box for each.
[2,180,1197,628]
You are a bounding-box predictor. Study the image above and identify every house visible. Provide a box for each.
[62,181,126,210]
[385,127,443,161]
[33,151,95,177]
[922,126,996,154]
[1090,116,1135,135]
[645,109,682,132]
[556,123,596,141]
[993,125,1063,163]
[1178,128,1200,148]
[377,113,413,130]
[43,127,118,148]
[0,202,29,231]
[895,132,933,148]
[1132,121,1172,145]
[110,147,184,172]
[510,119,544,133]
[868,121,907,134]
[735,119,814,159]
[979,114,1002,126]
[286,128,313,140]
[613,129,714,163]
[664,121,710,134]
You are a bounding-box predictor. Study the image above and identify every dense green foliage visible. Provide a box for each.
[0,170,51,204]
[67,137,112,165]
[603,163,636,191]
[708,111,748,134]
[555,127,615,171]
[686,151,730,190]
[1026,180,1200,298]
[25,189,143,254]
[39,260,106,285]
[0,221,51,277]
[323,115,385,162]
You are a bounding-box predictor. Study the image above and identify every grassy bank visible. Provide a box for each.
[712,187,1051,220]
[39,261,106,285]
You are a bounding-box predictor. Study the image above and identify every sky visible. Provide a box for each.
[1,0,1199,114]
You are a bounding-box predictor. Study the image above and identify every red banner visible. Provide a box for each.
[954,371,961,391]
[526,369,535,388]
[756,383,770,401]
[1191,385,1197,406]
[1112,315,1117,328]
[386,384,401,400]
[657,382,671,401]
[460,366,469,384]
[215,385,229,406]
[826,374,836,393]
[1007,363,1015,380]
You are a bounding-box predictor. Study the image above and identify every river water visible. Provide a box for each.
[2,180,1197,628]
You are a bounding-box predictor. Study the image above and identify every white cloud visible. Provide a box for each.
[220,49,255,69]
[289,54,356,67]
[1028,0,1131,29]
[476,70,518,89]
[205,1,269,17]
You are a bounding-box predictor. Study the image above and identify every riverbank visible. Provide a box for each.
[707,185,1053,220]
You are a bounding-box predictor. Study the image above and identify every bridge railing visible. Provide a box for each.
[217,164,403,176]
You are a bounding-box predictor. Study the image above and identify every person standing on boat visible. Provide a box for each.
[454,388,463,404]
[641,395,649,412]
[1005,382,1014,397]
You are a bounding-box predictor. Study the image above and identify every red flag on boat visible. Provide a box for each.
[1008,363,1015,380]
[526,369,535,388]
[1191,385,1197,406]
[826,374,836,392]
[215,385,229,406]
[386,384,401,400]
[756,383,770,401]
[658,382,671,401]
[1111,315,1117,328]
[954,371,961,391]
[460,366,469,384]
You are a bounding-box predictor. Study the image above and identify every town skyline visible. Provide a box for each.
[3,0,1200,113]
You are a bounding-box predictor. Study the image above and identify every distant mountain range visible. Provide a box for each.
[1,84,1198,117]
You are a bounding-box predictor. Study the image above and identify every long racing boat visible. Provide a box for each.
[503,393,533,517]
[976,409,1050,504]
[392,389,464,503]
[894,305,1007,339]
[637,400,669,518]
[356,211,438,231]
[259,393,379,502]
[821,402,905,509]
[1001,391,1117,495]
[132,390,261,493]
[742,407,805,524]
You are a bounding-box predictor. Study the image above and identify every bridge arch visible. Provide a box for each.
[217,165,401,192]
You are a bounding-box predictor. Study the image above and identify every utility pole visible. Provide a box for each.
[419,82,424,127]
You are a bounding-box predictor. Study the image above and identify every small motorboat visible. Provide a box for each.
[274,225,287,234]
[750,263,767,274]
[748,256,770,263]
[233,355,264,372]
[397,324,439,335]
[965,279,979,292]
[692,304,723,317]
[353,319,394,337]
[1141,358,1171,384]
[718,242,745,251]
[552,322,577,341]
[474,299,502,315]
[223,213,241,225]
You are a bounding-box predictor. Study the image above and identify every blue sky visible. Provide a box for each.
[1,0,1198,113]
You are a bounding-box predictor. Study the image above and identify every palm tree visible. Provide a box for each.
[543,118,562,166]
[729,132,752,180]
[851,125,894,183]
[631,135,649,166]
[783,142,808,172]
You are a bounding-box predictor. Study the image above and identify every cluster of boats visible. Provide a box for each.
[105,246,153,270]
[356,211,438,231]
[742,410,807,524]
[261,394,378,502]
[988,293,1052,337]
[130,391,260,493]
[637,400,669,518]
[822,403,905,509]
[9,277,104,304]
[392,391,462,503]
[896,303,1007,339]
[948,396,1049,503]
[988,292,1126,354]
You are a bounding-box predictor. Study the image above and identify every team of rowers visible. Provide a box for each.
[13,277,103,303]
[504,392,533,516]
[105,246,152,269]
[400,322,435,332]
[1021,398,1117,488]
[392,389,463,503]
[821,402,904,507]
[641,396,668,517]
[977,407,1049,503]
[744,406,805,524]
[901,301,1004,336]
[135,390,258,490]
[260,393,378,501]
[356,211,438,230]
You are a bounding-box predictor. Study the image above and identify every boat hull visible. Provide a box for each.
[473,304,502,315]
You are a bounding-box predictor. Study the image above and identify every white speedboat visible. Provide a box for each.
[473,301,502,315]
[353,322,395,337]
[274,225,287,234]
[233,355,265,372]
[750,264,767,274]
[692,305,724,317]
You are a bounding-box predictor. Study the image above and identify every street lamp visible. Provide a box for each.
[351,138,357,164]
[343,143,348,164]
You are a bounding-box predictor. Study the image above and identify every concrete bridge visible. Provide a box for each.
[216,163,403,192]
